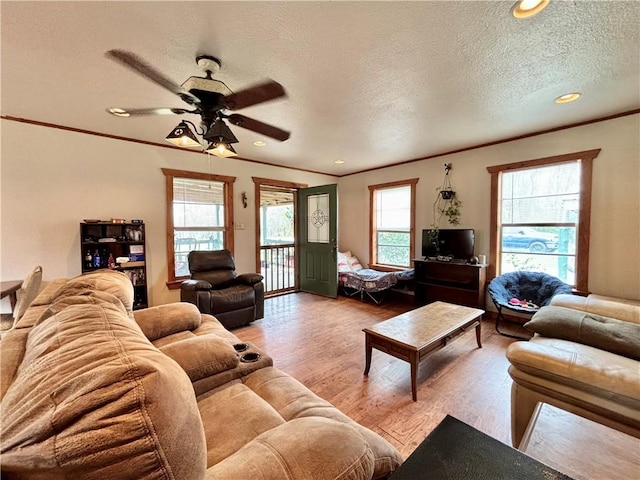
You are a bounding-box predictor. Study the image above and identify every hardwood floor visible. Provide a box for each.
[235,292,524,459]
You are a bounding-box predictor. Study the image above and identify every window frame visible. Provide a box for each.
[368,178,419,270]
[486,149,600,293]
[162,168,236,289]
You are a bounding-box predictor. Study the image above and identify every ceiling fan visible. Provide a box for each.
[105,50,290,157]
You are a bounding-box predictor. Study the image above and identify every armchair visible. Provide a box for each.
[180,250,264,329]
[488,271,573,339]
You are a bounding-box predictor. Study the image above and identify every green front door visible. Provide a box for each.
[297,184,337,297]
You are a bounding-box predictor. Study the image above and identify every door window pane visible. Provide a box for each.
[307,193,329,243]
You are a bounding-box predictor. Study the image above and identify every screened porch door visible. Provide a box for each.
[258,184,297,295]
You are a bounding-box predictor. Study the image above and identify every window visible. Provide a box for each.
[487,149,600,292]
[368,179,419,268]
[162,168,235,287]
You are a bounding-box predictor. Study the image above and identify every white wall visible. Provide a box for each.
[338,114,640,300]
[0,119,336,310]
[2,114,638,313]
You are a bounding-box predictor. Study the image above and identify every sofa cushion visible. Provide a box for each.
[150,314,239,348]
[13,279,68,329]
[198,380,287,466]
[133,302,202,341]
[551,294,640,324]
[30,279,69,307]
[52,270,134,315]
[1,293,207,480]
[205,417,376,480]
[197,373,381,480]
[159,335,240,382]
[0,328,30,401]
[243,367,403,479]
[525,306,640,360]
[239,367,402,479]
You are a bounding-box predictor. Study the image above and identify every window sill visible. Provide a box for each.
[166,278,189,290]
[368,264,411,272]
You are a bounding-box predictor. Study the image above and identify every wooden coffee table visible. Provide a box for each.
[363,301,484,401]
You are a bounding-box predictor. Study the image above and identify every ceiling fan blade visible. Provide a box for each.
[105,50,201,106]
[223,81,286,110]
[227,114,290,141]
[107,107,196,117]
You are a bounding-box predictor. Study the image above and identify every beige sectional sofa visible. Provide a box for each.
[1,270,402,479]
[506,293,640,447]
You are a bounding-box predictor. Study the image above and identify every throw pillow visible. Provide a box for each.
[337,251,351,272]
[524,306,640,360]
[348,255,363,271]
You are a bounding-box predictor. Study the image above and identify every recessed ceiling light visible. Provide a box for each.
[108,107,130,117]
[511,0,549,18]
[334,159,345,164]
[253,141,267,147]
[554,93,581,104]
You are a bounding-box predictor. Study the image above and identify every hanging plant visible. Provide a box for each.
[440,189,456,200]
[443,197,463,225]
[432,163,463,229]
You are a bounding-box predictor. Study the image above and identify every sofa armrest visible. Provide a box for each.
[506,340,640,401]
[159,335,239,382]
[204,417,376,479]
[235,273,263,286]
[181,279,213,290]
[133,303,202,341]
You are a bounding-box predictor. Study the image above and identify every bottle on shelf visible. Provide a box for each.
[107,253,116,269]
[93,249,101,268]
[85,250,93,269]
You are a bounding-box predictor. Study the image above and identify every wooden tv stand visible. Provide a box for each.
[413,259,487,309]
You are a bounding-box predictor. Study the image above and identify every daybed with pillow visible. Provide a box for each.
[506,293,640,447]
[1,270,403,479]
[337,251,414,304]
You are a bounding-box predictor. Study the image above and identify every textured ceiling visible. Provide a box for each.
[2,1,639,176]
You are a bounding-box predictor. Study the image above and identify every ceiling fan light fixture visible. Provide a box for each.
[203,118,239,144]
[511,0,549,18]
[554,92,581,104]
[253,141,267,147]
[165,121,202,148]
[206,141,238,158]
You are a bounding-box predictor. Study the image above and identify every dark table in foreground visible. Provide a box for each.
[390,415,572,480]
[1,280,23,313]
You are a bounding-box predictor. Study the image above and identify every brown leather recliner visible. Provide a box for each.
[180,250,264,329]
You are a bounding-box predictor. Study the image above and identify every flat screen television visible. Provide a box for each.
[422,228,475,260]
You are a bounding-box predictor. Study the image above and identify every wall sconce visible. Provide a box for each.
[241,192,248,208]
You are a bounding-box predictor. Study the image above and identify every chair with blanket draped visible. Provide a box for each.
[10,265,43,330]
[488,270,573,339]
